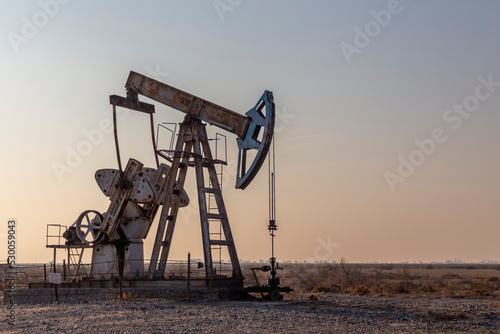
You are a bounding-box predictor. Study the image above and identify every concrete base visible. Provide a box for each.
[28,277,244,289]
[90,243,144,280]
[3,286,248,305]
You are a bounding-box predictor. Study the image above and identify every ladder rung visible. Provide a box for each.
[204,188,217,194]
[207,213,224,220]
[210,240,229,246]
[202,161,214,168]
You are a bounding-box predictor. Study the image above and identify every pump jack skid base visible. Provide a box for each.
[245,264,293,301]
[245,285,293,301]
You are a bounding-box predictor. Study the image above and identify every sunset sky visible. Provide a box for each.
[1,0,500,264]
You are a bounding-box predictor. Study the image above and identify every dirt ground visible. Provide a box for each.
[1,294,500,333]
[278,262,500,299]
[1,263,500,333]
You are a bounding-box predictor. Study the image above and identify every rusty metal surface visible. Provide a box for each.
[126,71,249,138]
[109,95,155,114]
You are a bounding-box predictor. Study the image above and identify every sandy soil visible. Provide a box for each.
[1,294,500,333]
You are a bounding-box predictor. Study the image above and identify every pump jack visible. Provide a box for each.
[64,71,278,289]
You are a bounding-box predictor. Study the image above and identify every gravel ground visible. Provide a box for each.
[1,294,500,333]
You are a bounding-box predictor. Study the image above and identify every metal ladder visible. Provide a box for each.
[208,133,226,275]
[68,247,87,281]
[194,124,241,282]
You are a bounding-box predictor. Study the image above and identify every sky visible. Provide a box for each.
[1,0,500,264]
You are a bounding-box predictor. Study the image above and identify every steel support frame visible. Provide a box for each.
[148,118,243,283]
